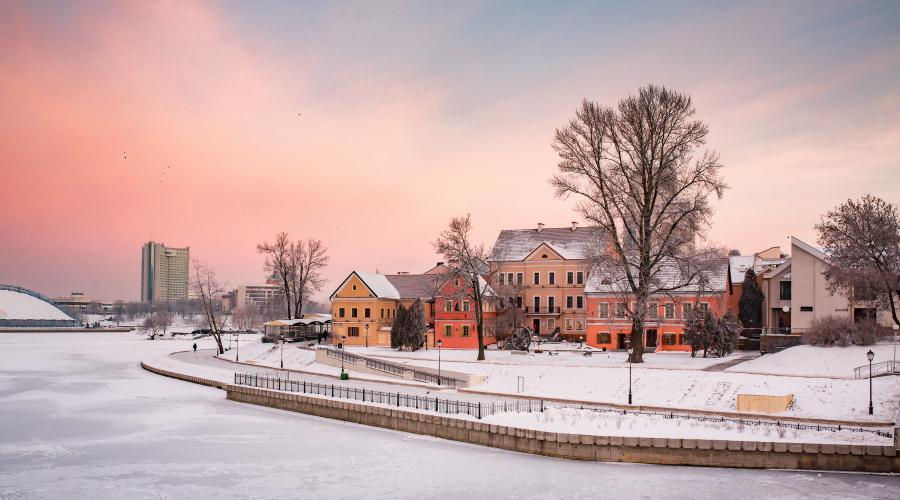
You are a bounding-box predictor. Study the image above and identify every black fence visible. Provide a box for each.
[561,405,893,439]
[233,372,543,419]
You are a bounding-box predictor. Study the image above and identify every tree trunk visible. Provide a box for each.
[473,280,485,361]
[887,288,899,328]
[629,293,647,363]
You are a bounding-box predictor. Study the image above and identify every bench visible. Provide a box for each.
[582,351,593,357]
[547,351,559,356]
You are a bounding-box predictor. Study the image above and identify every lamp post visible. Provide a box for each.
[236,329,240,362]
[280,333,284,369]
[365,323,369,349]
[340,335,347,375]
[867,349,874,415]
[893,324,898,370]
[437,339,443,386]
[627,339,633,405]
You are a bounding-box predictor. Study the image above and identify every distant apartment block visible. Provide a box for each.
[236,284,282,309]
[141,241,189,303]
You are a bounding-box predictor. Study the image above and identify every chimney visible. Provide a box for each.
[571,221,578,232]
[537,222,545,233]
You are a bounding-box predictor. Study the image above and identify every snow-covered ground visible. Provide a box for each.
[484,408,890,445]
[224,341,900,422]
[726,343,900,378]
[6,332,898,498]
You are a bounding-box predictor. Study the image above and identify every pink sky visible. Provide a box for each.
[1,1,898,302]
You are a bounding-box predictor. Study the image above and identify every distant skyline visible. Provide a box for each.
[1,1,899,302]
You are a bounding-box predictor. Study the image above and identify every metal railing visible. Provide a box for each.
[525,306,561,314]
[558,405,893,439]
[234,372,543,419]
[323,348,464,387]
[853,360,899,379]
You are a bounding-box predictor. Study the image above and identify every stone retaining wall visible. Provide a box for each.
[226,384,899,473]
[140,361,228,390]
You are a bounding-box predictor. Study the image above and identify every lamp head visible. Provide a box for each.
[867,350,875,362]
[437,340,443,348]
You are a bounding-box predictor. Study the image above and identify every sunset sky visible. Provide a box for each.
[1,0,899,302]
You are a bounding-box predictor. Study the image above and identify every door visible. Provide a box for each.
[532,318,541,335]
[617,333,628,350]
[646,329,658,348]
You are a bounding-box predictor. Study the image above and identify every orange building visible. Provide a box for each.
[584,259,729,352]
[427,262,498,349]
[487,223,606,340]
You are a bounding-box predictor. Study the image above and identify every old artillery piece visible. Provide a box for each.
[501,326,564,351]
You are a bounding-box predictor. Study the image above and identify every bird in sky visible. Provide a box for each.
[123,152,127,159]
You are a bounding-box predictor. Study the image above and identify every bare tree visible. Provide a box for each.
[493,280,526,341]
[551,85,727,362]
[433,214,498,361]
[143,315,162,340]
[289,238,330,318]
[257,232,294,318]
[233,305,262,332]
[152,310,173,337]
[816,195,900,327]
[190,259,228,354]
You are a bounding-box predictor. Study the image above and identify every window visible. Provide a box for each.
[548,272,555,285]
[548,318,556,331]
[567,272,574,284]
[533,296,540,311]
[800,306,813,312]
[663,333,676,345]
[516,296,523,308]
[548,296,555,311]
[339,307,345,318]
[648,302,658,318]
[444,300,452,312]
[462,325,470,337]
[454,301,461,312]
[698,302,709,313]
[664,303,674,319]
[596,332,611,344]
[576,272,584,285]
[507,273,513,285]
[598,303,609,318]
[351,308,358,318]
[566,296,574,308]
[463,301,471,312]
[444,324,452,337]
[364,308,371,318]
[348,326,359,337]
[455,277,460,287]
[352,284,357,291]
[615,303,626,318]
[575,319,583,330]
[680,333,691,345]
[380,309,384,319]
[541,254,548,259]
[779,281,792,301]
[533,272,540,285]
[499,273,505,285]
[566,318,573,330]
[516,273,524,285]
[576,296,584,309]
[682,303,693,318]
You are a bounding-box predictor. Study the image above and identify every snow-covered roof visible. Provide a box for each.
[488,226,605,261]
[264,317,331,326]
[729,255,788,284]
[585,257,728,295]
[353,271,401,299]
[385,274,440,299]
[0,285,74,321]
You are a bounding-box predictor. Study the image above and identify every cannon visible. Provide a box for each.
[502,326,533,351]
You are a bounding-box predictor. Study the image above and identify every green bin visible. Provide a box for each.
[340,372,349,381]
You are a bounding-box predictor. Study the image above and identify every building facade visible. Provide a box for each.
[584,259,729,352]
[236,284,282,309]
[140,241,190,303]
[488,223,603,340]
[426,263,498,349]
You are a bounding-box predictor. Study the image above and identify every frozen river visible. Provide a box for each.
[0,333,897,499]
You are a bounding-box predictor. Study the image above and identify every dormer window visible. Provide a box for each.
[352,285,357,291]
[542,254,548,259]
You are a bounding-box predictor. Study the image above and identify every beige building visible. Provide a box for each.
[141,241,189,303]
[488,223,605,339]
[761,236,891,332]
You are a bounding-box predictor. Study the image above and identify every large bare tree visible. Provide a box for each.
[433,214,497,361]
[551,85,726,362]
[816,195,900,327]
[190,259,228,354]
[288,238,330,318]
[257,232,294,318]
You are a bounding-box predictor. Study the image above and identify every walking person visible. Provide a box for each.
[193,342,197,353]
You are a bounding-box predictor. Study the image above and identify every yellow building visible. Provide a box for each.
[329,271,437,347]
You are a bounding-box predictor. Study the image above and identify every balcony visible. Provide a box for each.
[525,306,560,315]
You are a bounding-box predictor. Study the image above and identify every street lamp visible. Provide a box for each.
[867,349,874,415]
[437,339,443,386]
[340,335,347,375]
[365,323,369,349]
[236,329,240,362]
[892,324,898,369]
[627,339,633,405]
[280,333,285,369]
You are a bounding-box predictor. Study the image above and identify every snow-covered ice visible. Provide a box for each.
[1,332,898,499]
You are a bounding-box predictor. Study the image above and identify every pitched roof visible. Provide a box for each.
[488,226,605,261]
[385,274,439,299]
[729,255,788,284]
[585,257,728,295]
